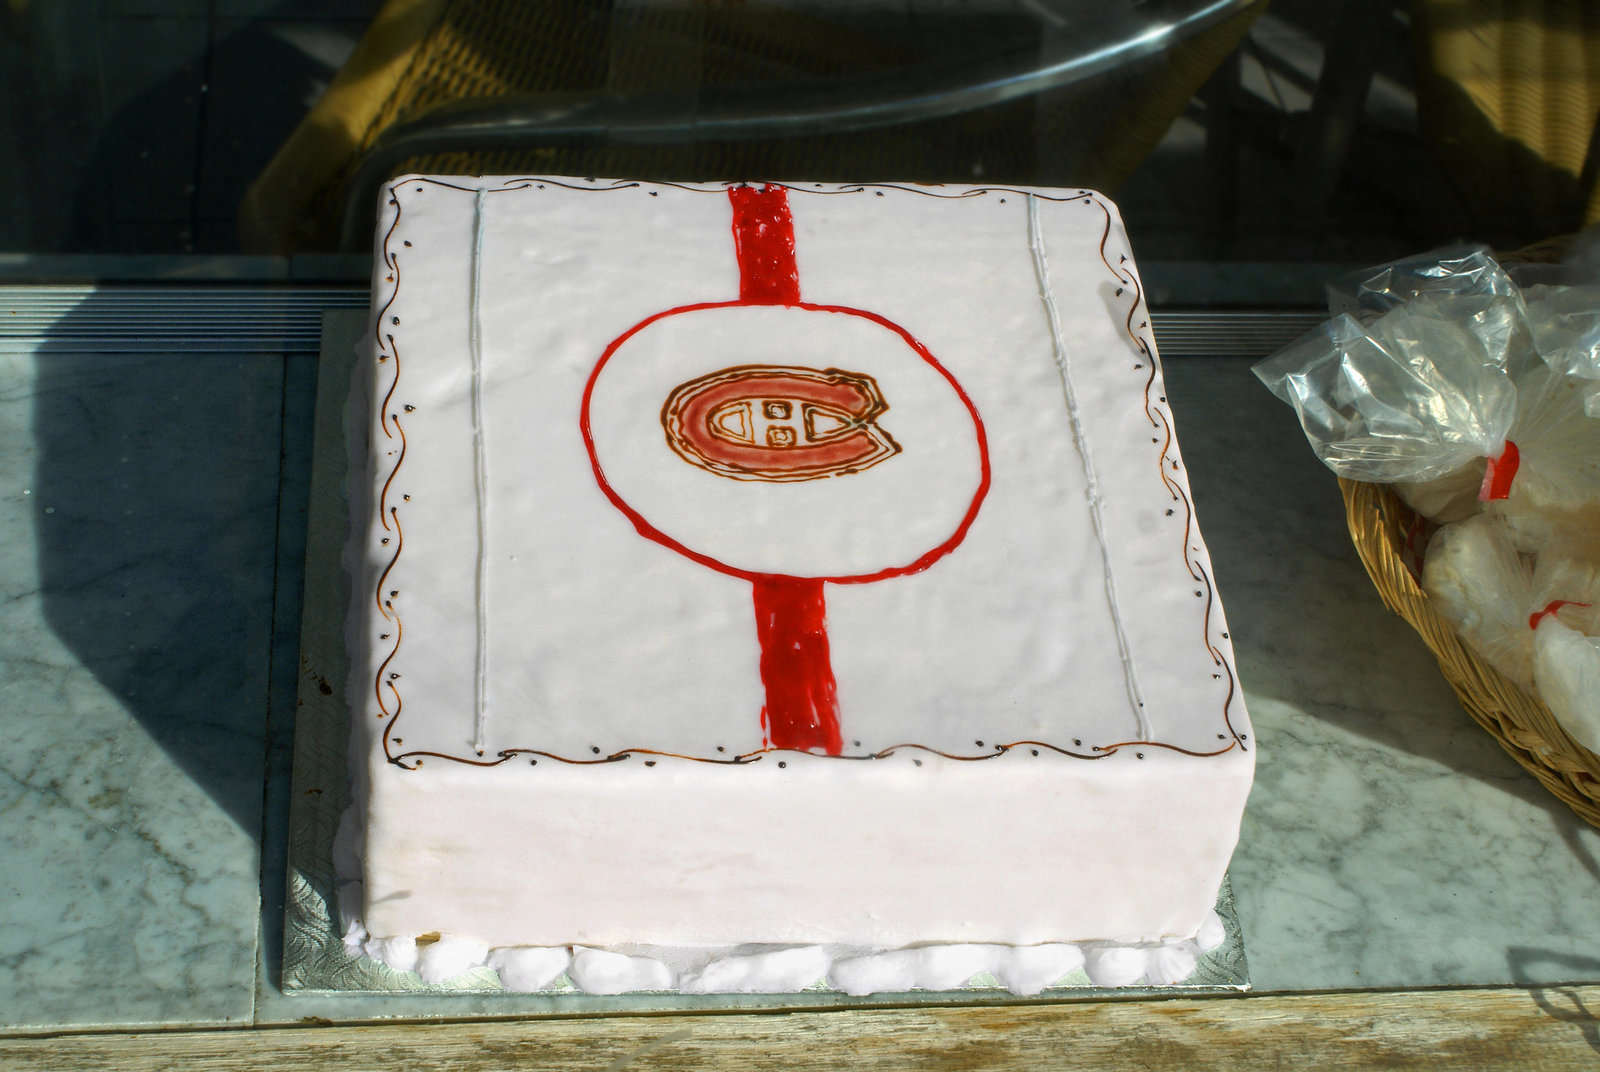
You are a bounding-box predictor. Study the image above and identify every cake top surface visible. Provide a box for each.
[354,178,1249,771]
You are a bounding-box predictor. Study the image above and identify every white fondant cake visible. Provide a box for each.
[343,177,1254,994]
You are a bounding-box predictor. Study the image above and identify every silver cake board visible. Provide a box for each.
[283,309,1250,1005]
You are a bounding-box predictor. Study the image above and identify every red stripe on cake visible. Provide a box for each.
[753,574,843,755]
[730,185,800,305]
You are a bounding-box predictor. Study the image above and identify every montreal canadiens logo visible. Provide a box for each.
[661,365,900,482]
[583,302,986,580]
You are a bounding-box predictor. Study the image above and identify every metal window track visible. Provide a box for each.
[0,287,372,354]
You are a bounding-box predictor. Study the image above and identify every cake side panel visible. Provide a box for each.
[361,747,1254,949]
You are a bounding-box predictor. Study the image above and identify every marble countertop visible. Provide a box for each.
[4,291,1600,1033]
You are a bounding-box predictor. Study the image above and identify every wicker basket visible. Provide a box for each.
[1340,478,1600,826]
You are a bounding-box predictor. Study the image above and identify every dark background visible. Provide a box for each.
[0,0,1569,274]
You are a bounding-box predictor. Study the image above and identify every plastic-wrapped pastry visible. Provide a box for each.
[1394,461,1485,524]
[1264,247,1600,755]
[1529,538,1600,755]
[1422,514,1536,690]
[1486,499,1600,558]
[1531,536,1600,624]
[1337,341,1600,524]
[1257,248,1600,507]
[1492,363,1600,513]
[1253,294,1519,485]
[1423,517,1600,753]
[1534,622,1600,755]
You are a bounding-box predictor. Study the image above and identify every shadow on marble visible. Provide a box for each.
[29,345,281,833]
[1168,359,1588,821]
[1165,359,1600,994]
[0,290,287,1027]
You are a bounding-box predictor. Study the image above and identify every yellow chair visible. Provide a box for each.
[1413,0,1600,246]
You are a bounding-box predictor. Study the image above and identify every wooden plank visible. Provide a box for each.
[3,986,1600,1071]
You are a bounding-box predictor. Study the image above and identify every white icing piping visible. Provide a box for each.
[343,909,1226,994]
[469,188,491,753]
[1027,194,1148,739]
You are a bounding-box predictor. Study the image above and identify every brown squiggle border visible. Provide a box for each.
[382,738,1239,769]
[366,179,1245,770]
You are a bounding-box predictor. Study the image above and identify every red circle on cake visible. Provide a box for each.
[581,300,990,584]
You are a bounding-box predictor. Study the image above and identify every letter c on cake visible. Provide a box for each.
[661,365,900,482]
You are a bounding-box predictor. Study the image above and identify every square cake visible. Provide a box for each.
[340,177,1253,994]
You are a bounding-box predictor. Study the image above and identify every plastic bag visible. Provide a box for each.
[1253,293,1519,483]
[1531,537,1600,632]
[1394,462,1484,524]
[1487,498,1600,557]
[1421,514,1535,690]
[1529,538,1600,755]
[1525,284,1600,377]
[1493,363,1600,513]
[1391,349,1600,517]
[1424,515,1600,752]
[1524,283,1600,417]
[1327,246,1520,320]
[1306,249,1600,754]
[1533,623,1600,754]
